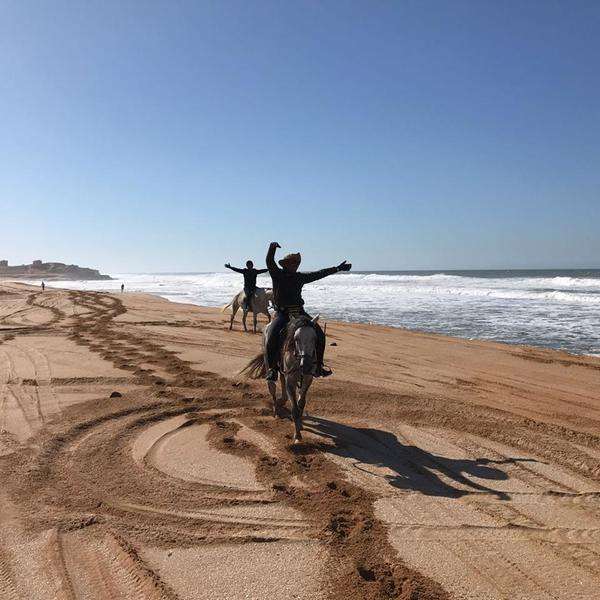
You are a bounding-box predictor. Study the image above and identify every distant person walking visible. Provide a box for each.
[41,281,45,292]
[121,283,125,293]
[225,260,268,311]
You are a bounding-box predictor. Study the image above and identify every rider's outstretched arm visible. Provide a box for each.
[256,268,269,274]
[266,242,281,275]
[301,260,352,284]
[225,264,245,274]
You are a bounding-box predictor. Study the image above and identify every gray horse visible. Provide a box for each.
[222,287,272,333]
[243,315,318,443]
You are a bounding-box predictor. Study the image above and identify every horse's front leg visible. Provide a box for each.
[286,375,302,443]
[229,306,237,330]
[279,372,287,408]
[271,372,286,418]
[268,380,278,416]
[297,375,313,429]
[253,311,257,334]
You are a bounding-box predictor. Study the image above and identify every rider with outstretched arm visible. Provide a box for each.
[224,260,268,311]
[264,242,351,381]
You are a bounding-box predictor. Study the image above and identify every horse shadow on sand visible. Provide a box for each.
[301,415,538,500]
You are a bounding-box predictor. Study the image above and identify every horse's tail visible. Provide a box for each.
[221,300,233,313]
[240,353,266,379]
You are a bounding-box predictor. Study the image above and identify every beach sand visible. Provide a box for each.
[1,281,599,599]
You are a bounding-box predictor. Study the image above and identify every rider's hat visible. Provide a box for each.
[278,253,301,269]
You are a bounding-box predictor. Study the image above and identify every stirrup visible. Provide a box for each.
[266,368,278,382]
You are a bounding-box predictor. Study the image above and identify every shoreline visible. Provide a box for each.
[5,269,600,359]
[2,280,599,431]
[3,277,598,359]
[1,281,600,599]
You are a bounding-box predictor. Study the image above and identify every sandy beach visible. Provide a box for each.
[1,281,600,600]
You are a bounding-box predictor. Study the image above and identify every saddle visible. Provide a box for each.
[275,304,303,318]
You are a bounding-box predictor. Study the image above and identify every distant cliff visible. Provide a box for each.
[0,260,112,280]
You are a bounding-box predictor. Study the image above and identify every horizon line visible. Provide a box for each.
[108,266,600,275]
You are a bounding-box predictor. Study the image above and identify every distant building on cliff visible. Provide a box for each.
[0,260,110,280]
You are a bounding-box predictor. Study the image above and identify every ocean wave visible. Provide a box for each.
[30,270,600,356]
[534,276,600,289]
[326,272,600,292]
[357,273,463,283]
[315,281,600,304]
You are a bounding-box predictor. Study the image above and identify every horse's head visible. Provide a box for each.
[293,315,319,375]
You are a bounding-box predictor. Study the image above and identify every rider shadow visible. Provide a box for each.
[303,416,538,500]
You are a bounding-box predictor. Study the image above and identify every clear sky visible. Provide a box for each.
[2,1,599,272]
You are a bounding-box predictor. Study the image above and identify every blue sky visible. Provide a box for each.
[2,1,599,272]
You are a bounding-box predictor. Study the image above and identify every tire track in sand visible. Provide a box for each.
[389,425,600,598]
[297,412,600,599]
[4,287,600,599]
[0,547,20,600]
[57,526,177,600]
[2,290,449,600]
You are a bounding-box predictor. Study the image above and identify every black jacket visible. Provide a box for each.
[266,246,338,309]
[227,266,267,290]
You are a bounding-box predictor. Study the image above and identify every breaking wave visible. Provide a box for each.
[32,269,600,356]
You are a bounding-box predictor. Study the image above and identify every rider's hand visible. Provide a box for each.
[269,242,281,249]
[337,261,351,272]
[224,263,231,269]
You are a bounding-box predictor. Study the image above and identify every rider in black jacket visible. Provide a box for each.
[225,260,268,310]
[264,242,351,381]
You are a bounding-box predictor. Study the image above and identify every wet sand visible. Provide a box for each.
[1,281,599,599]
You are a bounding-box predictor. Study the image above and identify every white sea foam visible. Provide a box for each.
[27,270,600,356]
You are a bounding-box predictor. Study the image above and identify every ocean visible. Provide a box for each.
[39,269,600,356]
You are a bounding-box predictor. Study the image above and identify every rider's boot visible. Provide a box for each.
[315,365,333,378]
[313,323,332,377]
[264,310,288,382]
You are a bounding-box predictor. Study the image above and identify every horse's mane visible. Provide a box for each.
[282,315,314,353]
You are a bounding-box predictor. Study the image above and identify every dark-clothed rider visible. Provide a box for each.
[225,260,268,311]
[264,242,351,381]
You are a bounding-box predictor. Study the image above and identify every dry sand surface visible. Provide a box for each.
[1,281,600,599]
